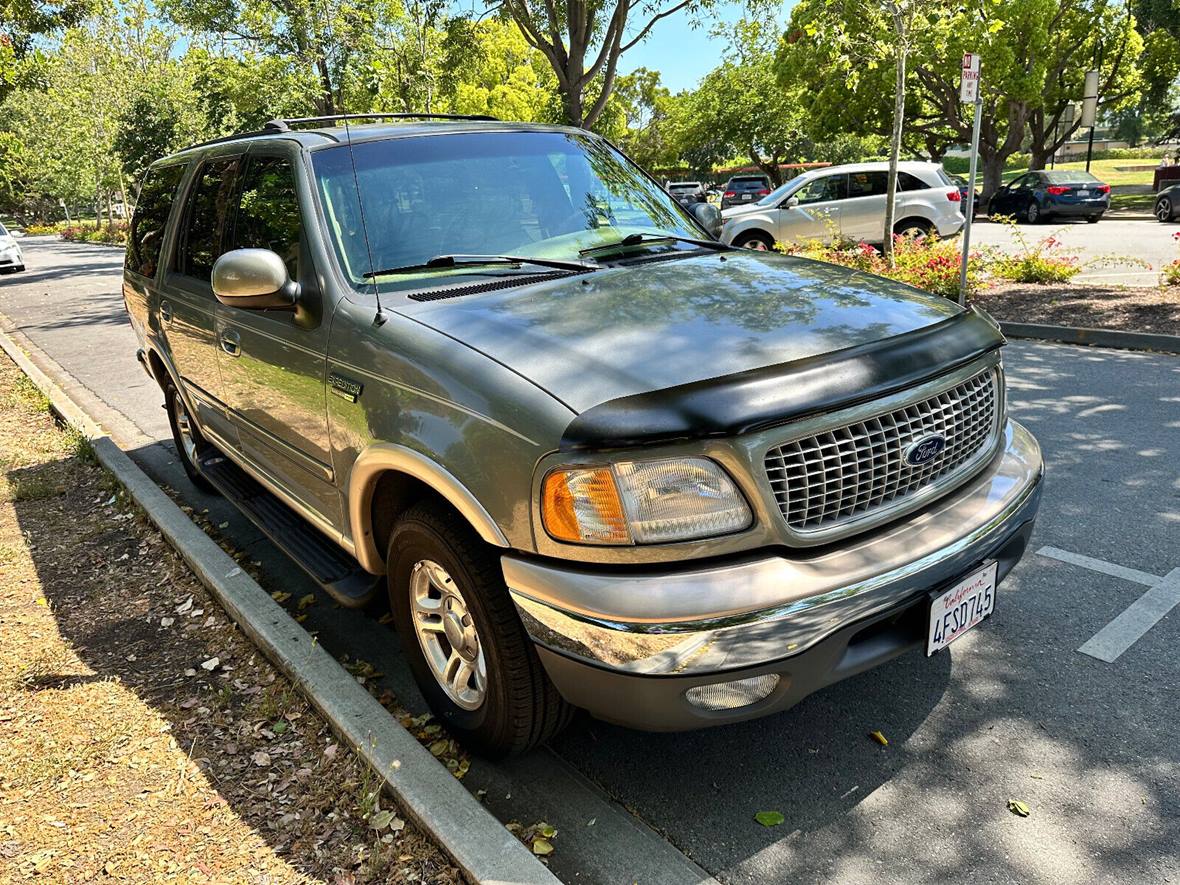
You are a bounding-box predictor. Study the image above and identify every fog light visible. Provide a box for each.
[684,674,780,711]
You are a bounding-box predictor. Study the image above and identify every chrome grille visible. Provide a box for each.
[765,369,999,533]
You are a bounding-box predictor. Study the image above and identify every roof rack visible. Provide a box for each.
[263,112,500,131]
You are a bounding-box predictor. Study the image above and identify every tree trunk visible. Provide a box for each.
[980,150,1005,205]
[883,30,906,267]
[562,90,585,128]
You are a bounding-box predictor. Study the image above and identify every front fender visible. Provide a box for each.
[720,212,777,245]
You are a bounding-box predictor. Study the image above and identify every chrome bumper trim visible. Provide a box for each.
[505,420,1042,676]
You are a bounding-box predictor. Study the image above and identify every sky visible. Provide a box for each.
[621,1,795,93]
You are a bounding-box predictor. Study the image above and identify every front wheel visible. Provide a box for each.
[733,230,775,251]
[1025,202,1042,223]
[164,381,217,494]
[1155,197,1173,222]
[387,503,572,756]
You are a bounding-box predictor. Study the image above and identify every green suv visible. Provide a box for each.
[123,115,1043,754]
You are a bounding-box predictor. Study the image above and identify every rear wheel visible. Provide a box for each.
[1086,214,1101,224]
[892,218,932,239]
[164,381,217,494]
[733,230,775,251]
[387,503,572,756]
[1155,196,1173,222]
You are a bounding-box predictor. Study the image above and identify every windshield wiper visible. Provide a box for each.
[578,231,729,259]
[363,254,596,278]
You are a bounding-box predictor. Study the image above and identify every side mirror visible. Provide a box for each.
[212,249,299,310]
[784,196,800,208]
[691,201,723,238]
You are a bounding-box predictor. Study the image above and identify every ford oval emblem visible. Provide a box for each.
[905,434,946,466]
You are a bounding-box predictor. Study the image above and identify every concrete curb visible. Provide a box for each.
[0,329,560,885]
[1000,321,1180,354]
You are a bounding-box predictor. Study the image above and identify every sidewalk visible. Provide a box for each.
[0,356,460,884]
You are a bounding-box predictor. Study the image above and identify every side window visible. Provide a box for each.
[847,171,888,198]
[177,157,242,282]
[230,155,304,279]
[1012,175,1035,191]
[898,171,929,191]
[795,175,846,205]
[125,164,185,278]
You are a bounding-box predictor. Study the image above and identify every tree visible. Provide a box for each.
[0,0,92,102]
[678,18,809,185]
[496,0,715,128]
[159,0,387,116]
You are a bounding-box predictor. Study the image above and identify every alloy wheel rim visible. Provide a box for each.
[409,559,487,711]
[1028,204,1038,222]
[1157,199,1170,221]
[744,238,770,251]
[899,226,927,240]
[171,395,198,464]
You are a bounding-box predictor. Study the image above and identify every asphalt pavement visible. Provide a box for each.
[2,236,1177,884]
[970,215,1175,288]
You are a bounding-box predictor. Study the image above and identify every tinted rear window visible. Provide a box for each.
[1045,171,1098,184]
[668,183,700,192]
[126,163,186,278]
[729,177,768,189]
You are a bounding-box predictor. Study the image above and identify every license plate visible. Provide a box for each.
[927,562,998,655]
[742,194,752,200]
[1077,189,1090,197]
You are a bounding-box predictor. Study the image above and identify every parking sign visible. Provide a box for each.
[961,53,980,102]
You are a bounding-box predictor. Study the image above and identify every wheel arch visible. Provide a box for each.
[348,443,510,575]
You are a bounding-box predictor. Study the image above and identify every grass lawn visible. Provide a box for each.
[1001,158,1158,187]
[1109,191,1156,212]
[0,357,460,884]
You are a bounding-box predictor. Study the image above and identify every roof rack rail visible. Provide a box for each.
[265,112,500,131]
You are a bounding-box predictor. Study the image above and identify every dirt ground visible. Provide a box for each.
[974,282,1180,337]
[0,356,461,884]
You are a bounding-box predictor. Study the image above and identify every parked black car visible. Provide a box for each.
[721,174,772,209]
[949,173,980,217]
[987,170,1109,223]
[1153,182,1180,222]
[666,181,707,206]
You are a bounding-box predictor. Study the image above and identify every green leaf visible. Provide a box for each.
[370,809,396,830]
[1008,799,1031,817]
[532,837,554,856]
[755,811,785,827]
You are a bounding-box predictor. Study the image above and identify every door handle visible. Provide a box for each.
[160,301,173,324]
[220,330,241,357]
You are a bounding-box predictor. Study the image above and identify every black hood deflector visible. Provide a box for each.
[560,309,1004,451]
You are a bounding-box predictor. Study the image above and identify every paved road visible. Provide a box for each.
[3,237,1178,885]
[971,216,1173,288]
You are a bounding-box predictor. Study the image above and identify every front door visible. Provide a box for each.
[776,174,847,243]
[160,153,242,446]
[214,146,340,526]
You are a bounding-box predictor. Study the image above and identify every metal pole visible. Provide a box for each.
[958,90,983,306]
[1085,124,1096,172]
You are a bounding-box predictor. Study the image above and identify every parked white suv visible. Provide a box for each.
[720,162,965,250]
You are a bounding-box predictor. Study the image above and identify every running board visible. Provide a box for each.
[197,451,380,608]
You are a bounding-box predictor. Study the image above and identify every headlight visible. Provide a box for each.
[541,457,752,545]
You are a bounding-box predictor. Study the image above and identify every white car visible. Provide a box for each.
[0,223,25,273]
[720,161,965,250]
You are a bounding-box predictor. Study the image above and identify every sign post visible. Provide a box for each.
[958,53,982,306]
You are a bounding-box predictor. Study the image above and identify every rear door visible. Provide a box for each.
[840,170,889,241]
[214,144,340,526]
[160,152,243,445]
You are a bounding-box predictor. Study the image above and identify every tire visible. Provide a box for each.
[387,502,573,756]
[892,218,932,239]
[1155,197,1173,222]
[1086,214,1101,224]
[733,230,775,251]
[13,264,24,273]
[1024,202,1041,224]
[164,381,217,494]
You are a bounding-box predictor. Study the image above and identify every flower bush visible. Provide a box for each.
[985,217,1082,284]
[779,233,983,298]
[1162,233,1180,287]
[24,223,61,236]
[59,222,128,245]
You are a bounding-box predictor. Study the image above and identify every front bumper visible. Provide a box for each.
[504,420,1043,730]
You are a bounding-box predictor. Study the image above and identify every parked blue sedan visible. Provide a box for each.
[988,170,1110,223]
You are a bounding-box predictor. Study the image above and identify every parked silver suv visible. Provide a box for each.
[123,115,1042,754]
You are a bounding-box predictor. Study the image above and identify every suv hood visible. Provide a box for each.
[400,251,968,416]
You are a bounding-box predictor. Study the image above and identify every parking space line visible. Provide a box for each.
[1077,569,1180,663]
[1036,546,1163,586]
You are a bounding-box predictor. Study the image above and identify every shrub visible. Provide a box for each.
[24,223,61,236]
[1162,232,1180,287]
[985,217,1082,284]
[59,222,128,245]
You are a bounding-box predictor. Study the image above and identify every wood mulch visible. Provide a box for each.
[0,357,461,884]
[973,282,1180,337]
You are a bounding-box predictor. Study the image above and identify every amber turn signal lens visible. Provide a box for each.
[541,468,631,545]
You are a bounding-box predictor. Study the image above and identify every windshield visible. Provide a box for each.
[312,131,699,288]
[0,223,8,237]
